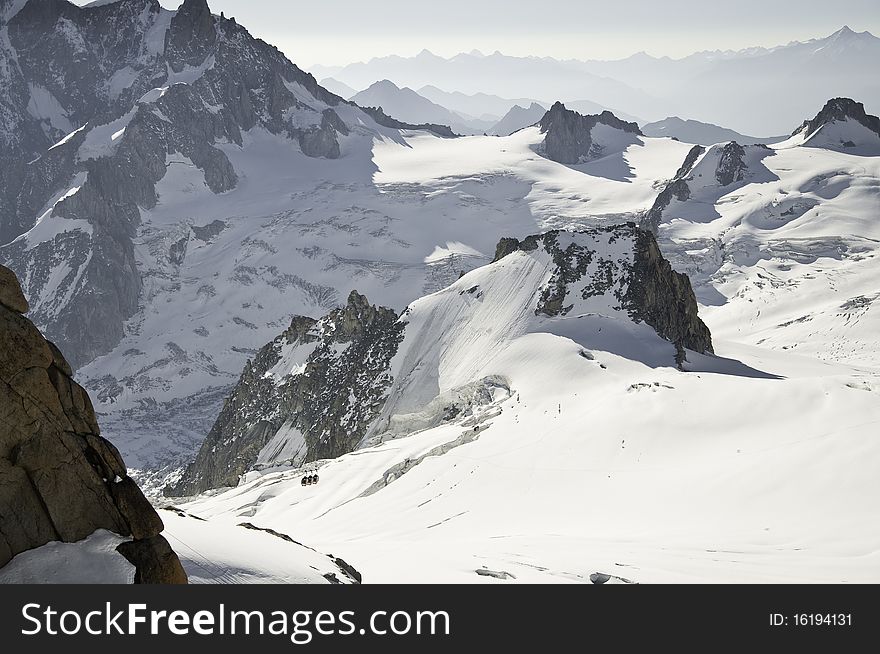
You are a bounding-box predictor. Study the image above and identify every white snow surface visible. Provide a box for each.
[180,329,880,583]
[0,530,134,584]
[160,510,359,584]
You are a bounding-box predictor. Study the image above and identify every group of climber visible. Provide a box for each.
[301,473,320,486]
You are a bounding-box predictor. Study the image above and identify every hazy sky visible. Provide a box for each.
[72,0,880,67]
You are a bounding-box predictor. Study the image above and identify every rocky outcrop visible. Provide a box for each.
[627,229,714,362]
[538,101,642,164]
[714,141,747,186]
[295,109,349,159]
[167,291,405,496]
[492,225,713,361]
[165,0,217,72]
[795,97,880,138]
[359,106,457,138]
[0,265,186,583]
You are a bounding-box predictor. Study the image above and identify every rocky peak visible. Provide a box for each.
[166,0,217,72]
[335,290,395,341]
[167,291,406,496]
[538,101,642,164]
[0,265,186,582]
[493,226,713,361]
[715,141,747,185]
[795,98,880,138]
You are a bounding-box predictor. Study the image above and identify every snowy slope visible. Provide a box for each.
[177,312,880,583]
[159,509,360,584]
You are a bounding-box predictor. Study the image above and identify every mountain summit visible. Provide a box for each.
[538,102,642,164]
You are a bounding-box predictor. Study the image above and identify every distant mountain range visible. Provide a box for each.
[310,27,880,134]
[350,80,495,135]
[489,103,547,136]
[341,82,642,136]
[641,117,787,146]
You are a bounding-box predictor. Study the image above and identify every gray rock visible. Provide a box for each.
[715,141,747,186]
[641,144,704,232]
[117,535,188,585]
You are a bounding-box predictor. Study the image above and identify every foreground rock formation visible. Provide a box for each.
[0,264,186,583]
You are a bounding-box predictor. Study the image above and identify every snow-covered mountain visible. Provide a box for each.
[309,27,880,134]
[350,79,493,135]
[537,102,643,164]
[642,117,786,146]
[0,0,349,369]
[169,225,712,496]
[489,102,546,136]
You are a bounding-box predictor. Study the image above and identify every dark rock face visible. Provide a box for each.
[538,101,642,164]
[492,225,713,361]
[165,0,217,72]
[296,109,349,159]
[714,141,747,186]
[359,105,457,138]
[795,97,880,138]
[0,264,186,583]
[0,0,346,370]
[627,229,714,363]
[167,291,405,496]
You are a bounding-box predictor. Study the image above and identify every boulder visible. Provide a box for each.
[117,536,188,585]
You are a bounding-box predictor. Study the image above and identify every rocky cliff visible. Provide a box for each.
[0,264,185,583]
[167,291,405,496]
[538,101,642,164]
